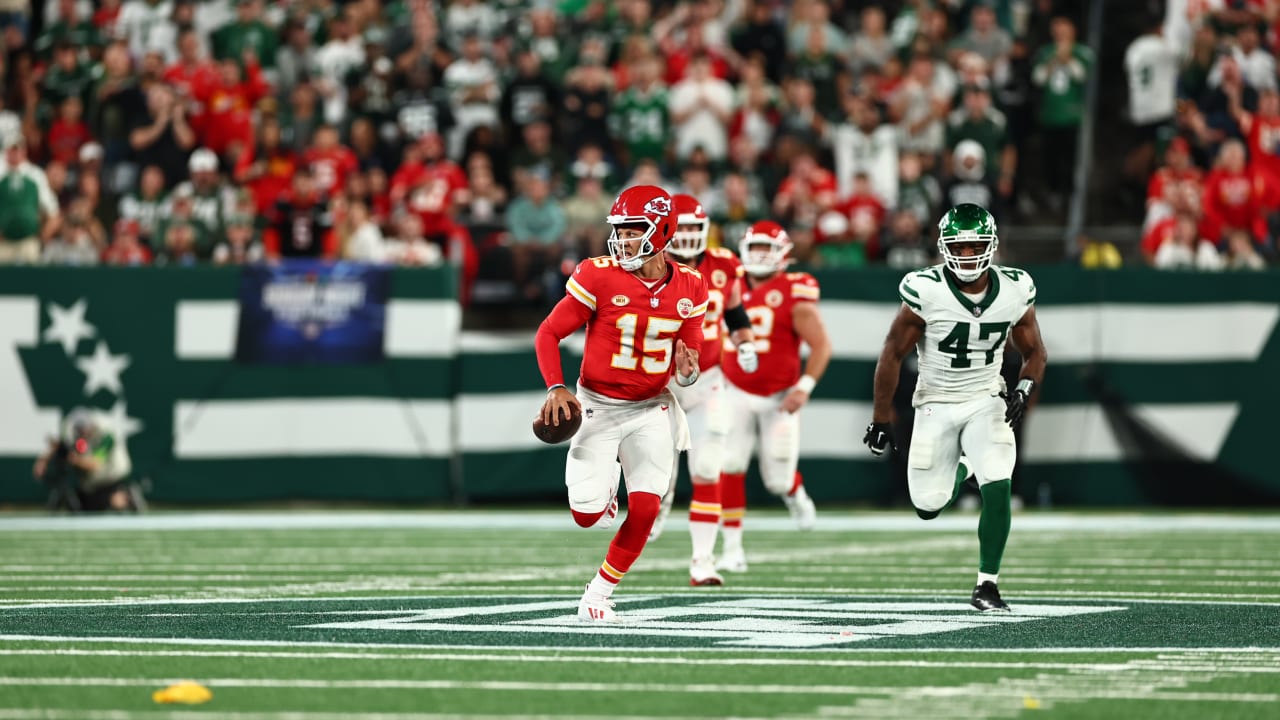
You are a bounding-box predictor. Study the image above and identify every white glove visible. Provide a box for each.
[737,342,759,374]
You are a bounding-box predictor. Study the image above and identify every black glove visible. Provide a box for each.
[1000,378,1036,428]
[863,421,895,457]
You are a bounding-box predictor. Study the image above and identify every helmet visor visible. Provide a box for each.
[740,234,791,276]
[668,216,709,258]
[607,216,657,270]
[939,233,997,281]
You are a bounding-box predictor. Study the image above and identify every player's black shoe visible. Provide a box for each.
[970,581,1010,612]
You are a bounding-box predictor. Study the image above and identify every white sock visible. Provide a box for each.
[586,574,618,599]
[721,524,744,552]
[690,519,719,559]
[977,572,999,586]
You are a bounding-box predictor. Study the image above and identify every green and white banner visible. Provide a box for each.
[2,266,1278,505]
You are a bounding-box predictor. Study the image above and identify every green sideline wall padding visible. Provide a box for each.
[2,266,1279,506]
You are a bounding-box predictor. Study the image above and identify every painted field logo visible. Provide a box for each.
[304,597,1125,649]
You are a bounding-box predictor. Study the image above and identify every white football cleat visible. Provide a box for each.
[690,555,724,586]
[592,494,619,530]
[783,486,817,531]
[577,587,622,623]
[716,545,748,573]
[648,494,674,541]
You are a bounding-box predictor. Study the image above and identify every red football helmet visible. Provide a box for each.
[739,220,793,276]
[667,193,709,259]
[606,185,677,271]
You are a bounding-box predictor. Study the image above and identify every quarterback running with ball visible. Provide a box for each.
[535,185,709,623]
[864,203,1047,611]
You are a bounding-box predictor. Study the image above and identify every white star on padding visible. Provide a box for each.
[43,299,97,355]
[75,341,131,397]
[101,400,143,441]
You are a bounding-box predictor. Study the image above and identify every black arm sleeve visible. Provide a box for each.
[724,304,751,333]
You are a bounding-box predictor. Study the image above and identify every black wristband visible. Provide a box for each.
[724,303,751,332]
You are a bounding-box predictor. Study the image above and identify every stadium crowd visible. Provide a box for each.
[1131,0,1280,271]
[0,0,1100,303]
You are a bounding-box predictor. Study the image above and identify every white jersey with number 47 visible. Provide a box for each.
[898,265,1037,406]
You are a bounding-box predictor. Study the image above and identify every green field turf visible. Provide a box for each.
[0,510,1278,719]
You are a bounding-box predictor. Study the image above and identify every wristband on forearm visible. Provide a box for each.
[794,374,816,394]
[1015,378,1035,396]
[547,383,566,394]
[724,304,751,333]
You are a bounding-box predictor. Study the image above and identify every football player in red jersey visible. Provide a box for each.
[649,193,759,586]
[535,185,710,622]
[718,221,833,572]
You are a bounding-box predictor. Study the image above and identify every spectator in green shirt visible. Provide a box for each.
[1032,16,1093,213]
[945,85,1016,203]
[211,0,278,70]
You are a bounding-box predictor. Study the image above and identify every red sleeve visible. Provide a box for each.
[242,60,270,103]
[1140,220,1168,257]
[1201,173,1224,242]
[321,228,338,259]
[535,296,592,388]
[678,272,711,366]
[263,227,281,257]
[1147,170,1165,203]
[233,143,256,181]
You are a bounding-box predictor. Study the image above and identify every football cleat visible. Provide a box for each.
[593,494,619,530]
[783,486,817,531]
[577,585,622,623]
[690,555,724,586]
[716,545,749,573]
[970,581,1011,612]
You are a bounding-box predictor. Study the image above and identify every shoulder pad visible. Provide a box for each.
[899,267,945,312]
[709,246,735,259]
[995,266,1036,306]
[788,273,820,301]
[567,257,618,309]
[675,262,704,280]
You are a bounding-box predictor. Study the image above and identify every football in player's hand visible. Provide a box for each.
[533,405,582,444]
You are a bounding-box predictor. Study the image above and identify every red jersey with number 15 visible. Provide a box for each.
[566,257,710,401]
[722,271,820,396]
[692,247,746,372]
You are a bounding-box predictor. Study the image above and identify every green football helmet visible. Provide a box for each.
[937,203,998,282]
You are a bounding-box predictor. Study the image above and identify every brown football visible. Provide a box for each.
[533,404,583,444]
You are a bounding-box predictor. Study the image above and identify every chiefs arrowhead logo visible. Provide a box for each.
[644,197,671,217]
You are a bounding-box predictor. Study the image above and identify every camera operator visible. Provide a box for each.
[32,409,144,512]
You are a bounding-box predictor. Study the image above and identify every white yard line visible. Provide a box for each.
[2,591,1278,611]
[0,676,906,695]
[2,634,1278,655]
[0,647,1278,673]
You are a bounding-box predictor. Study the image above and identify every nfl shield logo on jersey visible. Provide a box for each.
[972,307,983,317]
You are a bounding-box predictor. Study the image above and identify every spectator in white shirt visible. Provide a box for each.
[313,13,366,126]
[443,32,500,159]
[117,0,172,61]
[669,53,734,162]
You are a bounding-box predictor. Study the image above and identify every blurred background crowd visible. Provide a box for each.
[0,0,1274,316]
